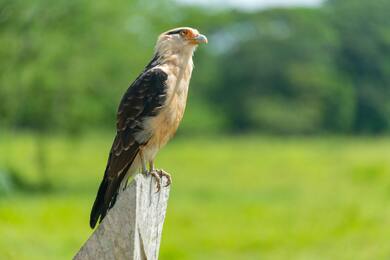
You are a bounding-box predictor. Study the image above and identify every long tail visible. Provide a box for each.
[89,176,110,229]
[89,149,139,229]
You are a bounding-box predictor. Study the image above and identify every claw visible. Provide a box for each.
[150,170,161,192]
[157,169,172,187]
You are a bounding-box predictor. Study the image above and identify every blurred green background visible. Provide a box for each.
[1,0,390,259]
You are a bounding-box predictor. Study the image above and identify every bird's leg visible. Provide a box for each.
[149,160,161,192]
[139,150,148,175]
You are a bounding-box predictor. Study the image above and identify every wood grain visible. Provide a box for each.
[74,174,170,260]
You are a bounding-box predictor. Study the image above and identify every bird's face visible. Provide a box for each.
[156,27,207,54]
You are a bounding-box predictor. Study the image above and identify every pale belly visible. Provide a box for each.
[122,92,187,182]
[142,91,187,162]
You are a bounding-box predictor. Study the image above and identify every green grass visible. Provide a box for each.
[1,133,390,259]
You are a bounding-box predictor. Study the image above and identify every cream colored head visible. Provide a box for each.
[154,27,207,56]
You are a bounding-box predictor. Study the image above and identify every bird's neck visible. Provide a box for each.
[156,47,194,71]
[154,48,194,105]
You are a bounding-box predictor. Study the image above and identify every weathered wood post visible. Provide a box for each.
[74,174,170,260]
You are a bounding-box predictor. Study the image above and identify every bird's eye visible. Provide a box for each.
[180,30,187,36]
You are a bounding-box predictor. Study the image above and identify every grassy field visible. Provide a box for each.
[0,133,390,259]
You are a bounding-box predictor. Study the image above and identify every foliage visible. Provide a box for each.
[326,0,390,133]
[0,0,389,134]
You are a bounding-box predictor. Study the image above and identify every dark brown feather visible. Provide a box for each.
[90,65,168,228]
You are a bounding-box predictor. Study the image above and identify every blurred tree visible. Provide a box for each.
[326,0,390,133]
[209,8,355,134]
[0,0,389,139]
[0,0,181,187]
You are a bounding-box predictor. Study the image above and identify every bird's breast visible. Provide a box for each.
[142,65,192,160]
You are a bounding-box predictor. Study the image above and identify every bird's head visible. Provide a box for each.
[155,27,207,56]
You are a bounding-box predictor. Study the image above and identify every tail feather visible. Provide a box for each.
[89,168,132,228]
[89,178,109,228]
[89,148,139,229]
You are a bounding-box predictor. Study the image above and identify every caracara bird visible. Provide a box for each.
[89,27,207,228]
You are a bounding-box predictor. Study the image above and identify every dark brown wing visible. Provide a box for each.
[90,68,168,228]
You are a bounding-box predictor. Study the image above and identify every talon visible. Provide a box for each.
[157,169,172,187]
[150,170,161,192]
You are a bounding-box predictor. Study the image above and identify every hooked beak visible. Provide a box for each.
[191,34,208,44]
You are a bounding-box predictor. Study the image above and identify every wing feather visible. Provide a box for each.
[90,67,168,228]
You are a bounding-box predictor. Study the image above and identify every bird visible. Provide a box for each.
[89,27,207,229]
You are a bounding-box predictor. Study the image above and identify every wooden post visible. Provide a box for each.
[74,174,170,260]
